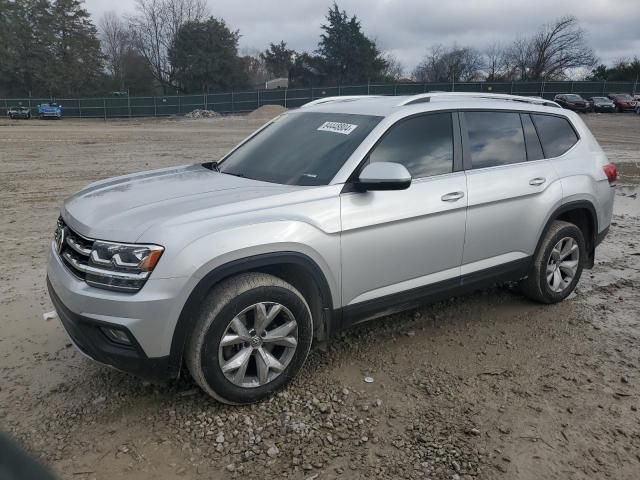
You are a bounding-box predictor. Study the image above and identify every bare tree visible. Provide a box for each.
[381,52,404,81]
[241,54,270,88]
[507,16,597,80]
[413,44,483,83]
[128,0,207,92]
[99,11,130,91]
[483,42,510,81]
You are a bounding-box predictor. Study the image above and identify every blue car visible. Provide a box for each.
[37,103,62,119]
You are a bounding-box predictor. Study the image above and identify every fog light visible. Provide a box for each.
[101,327,132,346]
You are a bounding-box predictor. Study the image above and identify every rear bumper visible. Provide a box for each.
[47,277,175,381]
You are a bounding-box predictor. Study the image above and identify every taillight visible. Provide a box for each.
[603,163,618,185]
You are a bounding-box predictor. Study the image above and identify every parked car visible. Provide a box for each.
[7,106,31,119]
[37,102,62,119]
[607,93,638,112]
[588,97,616,113]
[553,94,590,112]
[633,95,640,114]
[47,92,616,404]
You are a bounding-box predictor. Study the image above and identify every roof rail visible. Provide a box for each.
[398,92,561,108]
[301,95,381,108]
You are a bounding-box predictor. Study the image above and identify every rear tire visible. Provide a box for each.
[520,220,585,304]
[186,273,313,404]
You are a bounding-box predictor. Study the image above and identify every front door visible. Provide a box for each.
[340,112,467,322]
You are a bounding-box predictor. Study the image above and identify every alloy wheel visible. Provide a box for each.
[546,237,579,293]
[218,302,298,388]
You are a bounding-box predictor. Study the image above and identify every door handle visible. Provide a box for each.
[441,191,465,202]
[529,177,546,186]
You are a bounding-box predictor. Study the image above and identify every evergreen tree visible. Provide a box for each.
[49,0,104,96]
[260,41,296,78]
[6,0,55,96]
[168,17,247,93]
[317,3,387,85]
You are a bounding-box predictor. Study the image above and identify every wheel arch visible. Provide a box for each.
[536,200,598,269]
[168,252,336,376]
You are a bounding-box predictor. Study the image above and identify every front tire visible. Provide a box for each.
[186,273,313,404]
[520,220,585,304]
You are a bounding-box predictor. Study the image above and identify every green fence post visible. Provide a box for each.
[284,88,287,108]
[178,95,181,115]
[602,80,606,95]
[154,96,157,117]
[127,94,131,118]
[540,81,545,98]
[510,82,514,94]
[257,89,260,109]
[103,98,106,121]
[78,98,82,118]
[570,81,574,93]
[394,84,397,96]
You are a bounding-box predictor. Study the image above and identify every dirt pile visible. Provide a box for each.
[184,109,219,119]
[247,104,287,120]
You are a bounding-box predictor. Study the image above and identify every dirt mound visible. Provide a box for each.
[247,104,287,120]
[184,109,219,119]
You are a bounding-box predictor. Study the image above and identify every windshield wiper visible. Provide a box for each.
[203,161,221,172]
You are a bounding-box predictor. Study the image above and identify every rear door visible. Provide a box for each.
[460,110,562,276]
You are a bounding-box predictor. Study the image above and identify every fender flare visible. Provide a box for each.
[535,200,598,266]
[167,252,334,374]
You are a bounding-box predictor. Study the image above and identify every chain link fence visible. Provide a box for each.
[1,80,637,119]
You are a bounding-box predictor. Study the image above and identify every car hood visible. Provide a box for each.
[62,164,303,242]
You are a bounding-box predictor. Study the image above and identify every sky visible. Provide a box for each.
[84,0,640,75]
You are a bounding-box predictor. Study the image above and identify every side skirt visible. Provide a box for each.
[338,257,532,330]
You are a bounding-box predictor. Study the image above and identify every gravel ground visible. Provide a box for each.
[0,113,639,480]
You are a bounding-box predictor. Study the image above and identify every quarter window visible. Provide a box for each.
[531,114,578,158]
[465,112,527,169]
[368,113,454,178]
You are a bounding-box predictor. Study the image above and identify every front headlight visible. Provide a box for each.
[85,241,164,292]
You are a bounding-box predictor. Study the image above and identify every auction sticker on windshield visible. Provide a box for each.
[317,121,358,135]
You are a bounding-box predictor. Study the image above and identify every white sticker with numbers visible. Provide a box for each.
[317,121,358,135]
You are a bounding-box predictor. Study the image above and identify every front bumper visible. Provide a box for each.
[46,241,192,380]
[47,278,173,380]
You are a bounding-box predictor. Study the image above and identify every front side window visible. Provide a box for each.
[465,111,526,169]
[219,112,382,185]
[368,112,454,178]
[531,114,578,158]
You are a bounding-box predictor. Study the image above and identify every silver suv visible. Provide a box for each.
[47,93,617,404]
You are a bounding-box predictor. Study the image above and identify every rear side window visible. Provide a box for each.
[369,112,453,178]
[465,111,526,169]
[521,114,544,161]
[531,114,578,158]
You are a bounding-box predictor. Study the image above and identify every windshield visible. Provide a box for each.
[219,112,382,185]
[613,94,633,101]
[591,97,609,102]
[565,94,583,101]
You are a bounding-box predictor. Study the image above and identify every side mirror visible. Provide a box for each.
[356,162,411,191]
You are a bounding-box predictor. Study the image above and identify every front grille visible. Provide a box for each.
[55,217,95,280]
